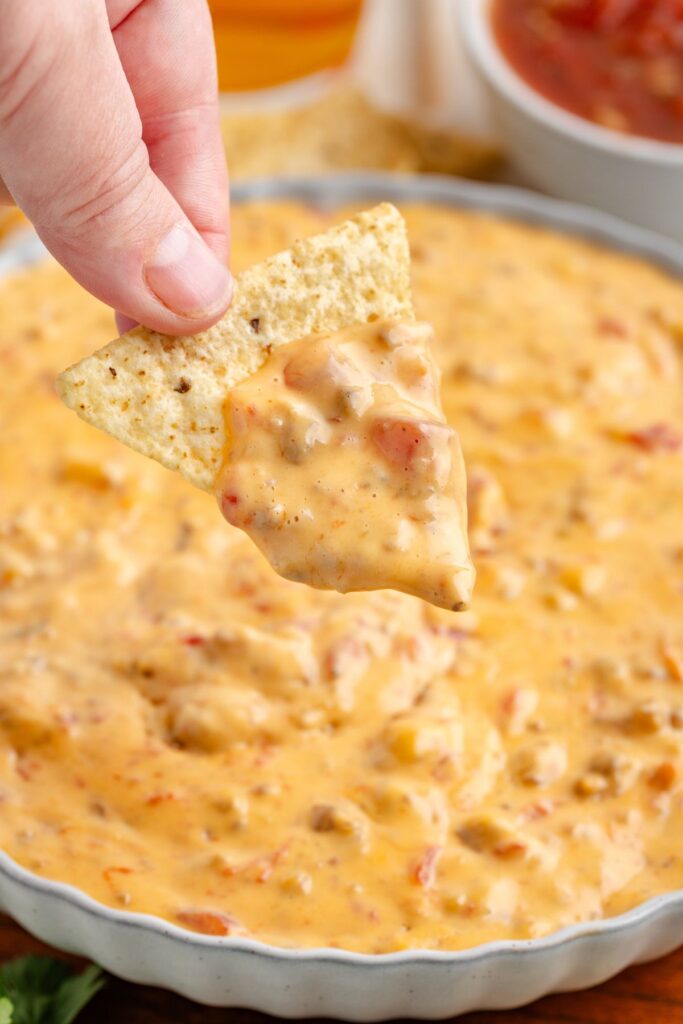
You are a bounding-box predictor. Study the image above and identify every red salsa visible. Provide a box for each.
[492,0,683,143]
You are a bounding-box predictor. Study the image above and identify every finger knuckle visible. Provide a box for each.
[63,140,155,239]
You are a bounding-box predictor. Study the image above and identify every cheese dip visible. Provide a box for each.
[216,320,474,609]
[0,201,682,953]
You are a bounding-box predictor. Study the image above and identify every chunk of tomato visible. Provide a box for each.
[176,909,242,936]
[372,418,447,471]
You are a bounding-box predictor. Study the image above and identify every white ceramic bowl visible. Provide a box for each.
[0,173,682,1019]
[460,0,683,242]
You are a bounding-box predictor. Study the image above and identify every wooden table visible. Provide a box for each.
[1,915,681,1023]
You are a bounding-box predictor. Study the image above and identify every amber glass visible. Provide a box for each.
[209,0,363,92]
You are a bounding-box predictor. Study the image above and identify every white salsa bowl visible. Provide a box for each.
[460,0,683,243]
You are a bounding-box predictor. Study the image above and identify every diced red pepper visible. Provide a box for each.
[253,843,290,883]
[597,317,628,337]
[219,490,242,525]
[221,844,290,884]
[176,910,241,936]
[412,844,442,889]
[623,423,682,452]
[146,791,179,806]
[103,866,134,883]
[521,799,556,822]
[494,840,527,859]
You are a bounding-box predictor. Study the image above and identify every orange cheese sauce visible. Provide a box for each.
[216,320,474,610]
[1,202,683,952]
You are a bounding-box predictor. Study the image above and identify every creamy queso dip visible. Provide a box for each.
[0,201,682,953]
[216,320,473,610]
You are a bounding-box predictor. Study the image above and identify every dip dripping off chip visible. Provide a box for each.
[216,320,474,610]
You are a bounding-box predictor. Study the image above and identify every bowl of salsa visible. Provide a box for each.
[461,0,683,241]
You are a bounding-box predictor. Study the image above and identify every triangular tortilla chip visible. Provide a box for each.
[56,203,413,492]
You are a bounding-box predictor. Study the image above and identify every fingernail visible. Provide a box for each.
[145,223,232,319]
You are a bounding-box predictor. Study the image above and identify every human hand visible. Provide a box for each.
[0,0,232,336]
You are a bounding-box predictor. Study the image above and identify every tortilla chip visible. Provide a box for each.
[56,203,413,492]
[221,89,500,181]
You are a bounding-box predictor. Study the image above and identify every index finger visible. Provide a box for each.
[108,0,230,265]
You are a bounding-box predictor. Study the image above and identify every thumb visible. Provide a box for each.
[0,0,232,336]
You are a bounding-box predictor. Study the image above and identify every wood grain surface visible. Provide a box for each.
[1,914,681,1023]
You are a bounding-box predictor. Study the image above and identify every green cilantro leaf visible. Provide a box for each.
[50,966,104,1024]
[0,956,104,1024]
